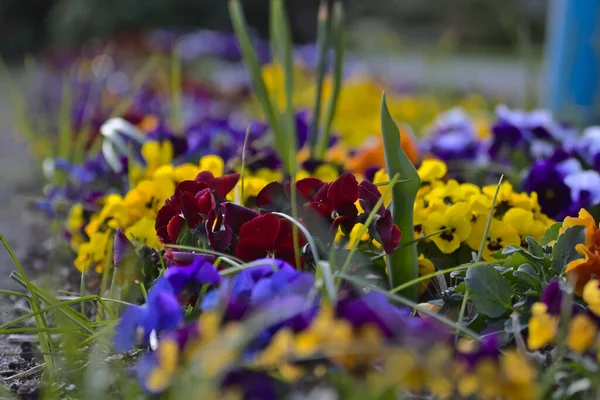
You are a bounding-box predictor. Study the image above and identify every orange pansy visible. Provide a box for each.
[566,244,600,296]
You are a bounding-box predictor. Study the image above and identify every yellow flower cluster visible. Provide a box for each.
[527,279,600,356]
[369,343,535,400]
[69,143,226,272]
[257,304,383,379]
[375,159,553,260]
[261,63,486,149]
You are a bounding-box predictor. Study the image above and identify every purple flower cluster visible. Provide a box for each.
[424,104,600,220]
[111,253,450,396]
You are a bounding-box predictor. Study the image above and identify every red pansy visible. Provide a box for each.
[234,213,307,267]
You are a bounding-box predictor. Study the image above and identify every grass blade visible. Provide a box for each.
[11,273,94,335]
[58,75,73,159]
[171,50,183,131]
[0,236,55,373]
[229,0,289,172]
[316,0,344,159]
[270,0,298,174]
[308,1,330,157]
[380,94,421,300]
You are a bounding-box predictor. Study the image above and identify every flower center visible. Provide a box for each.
[439,225,456,242]
[487,237,503,251]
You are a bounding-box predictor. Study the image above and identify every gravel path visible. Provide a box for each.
[0,70,40,291]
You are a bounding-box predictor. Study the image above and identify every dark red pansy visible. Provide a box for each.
[295,177,327,201]
[180,192,203,228]
[167,215,185,243]
[327,172,359,210]
[375,210,402,254]
[155,204,178,243]
[222,202,259,235]
[255,182,289,212]
[155,180,218,244]
[234,213,306,267]
[196,188,216,214]
[195,171,240,199]
[205,209,233,252]
[358,180,383,215]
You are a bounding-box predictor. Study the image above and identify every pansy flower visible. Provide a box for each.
[565,244,600,296]
[113,255,219,352]
[583,279,600,316]
[358,180,402,253]
[423,202,472,254]
[467,218,520,261]
[155,172,239,243]
[234,213,307,267]
[501,208,547,247]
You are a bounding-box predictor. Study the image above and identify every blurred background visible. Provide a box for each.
[0,0,546,59]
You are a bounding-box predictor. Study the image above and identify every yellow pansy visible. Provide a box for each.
[313,164,339,182]
[502,208,547,244]
[425,180,474,206]
[199,154,224,177]
[527,302,558,350]
[417,159,447,182]
[125,217,161,249]
[567,314,597,353]
[418,254,435,294]
[583,279,600,316]
[373,169,391,207]
[173,163,201,182]
[254,168,283,183]
[467,218,520,261]
[346,223,370,249]
[423,202,472,254]
[141,140,173,173]
[227,176,270,204]
[145,338,179,393]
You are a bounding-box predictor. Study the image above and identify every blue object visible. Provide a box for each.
[545,0,600,125]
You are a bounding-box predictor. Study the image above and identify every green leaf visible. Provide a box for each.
[540,222,562,246]
[525,236,544,258]
[551,225,587,274]
[380,93,421,300]
[465,264,513,318]
[513,264,542,291]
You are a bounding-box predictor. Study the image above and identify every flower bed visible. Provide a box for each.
[4,1,600,399]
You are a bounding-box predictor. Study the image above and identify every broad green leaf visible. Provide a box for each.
[540,222,562,246]
[465,264,513,318]
[551,225,587,274]
[513,263,542,291]
[525,236,544,258]
[380,94,421,300]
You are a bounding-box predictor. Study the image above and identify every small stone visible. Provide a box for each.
[20,341,34,362]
